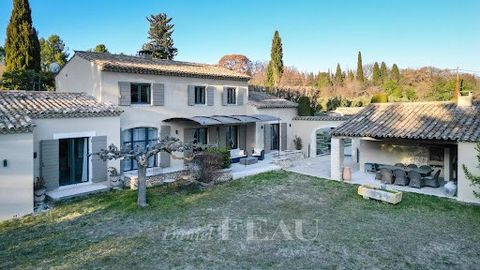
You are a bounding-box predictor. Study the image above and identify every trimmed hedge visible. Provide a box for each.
[206,147,231,168]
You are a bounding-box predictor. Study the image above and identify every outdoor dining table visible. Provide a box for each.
[379,165,433,176]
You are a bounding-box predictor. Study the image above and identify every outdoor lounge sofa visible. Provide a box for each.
[230,149,247,163]
[252,148,265,161]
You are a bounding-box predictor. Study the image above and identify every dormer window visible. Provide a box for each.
[131,83,151,104]
[227,87,236,104]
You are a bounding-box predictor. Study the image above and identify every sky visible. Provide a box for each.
[0,0,479,74]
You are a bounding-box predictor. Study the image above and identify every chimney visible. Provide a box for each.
[137,50,153,59]
[457,91,473,107]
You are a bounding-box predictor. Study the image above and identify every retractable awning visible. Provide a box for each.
[163,114,280,126]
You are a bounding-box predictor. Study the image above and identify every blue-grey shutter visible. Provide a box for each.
[40,140,59,191]
[91,136,107,183]
[160,126,171,167]
[281,123,287,151]
[219,126,227,148]
[152,83,165,106]
[222,87,228,105]
[188,85,195,106]
[264,124,272,154]
[208,127,219,146]
[239,125,247,150]
[207,86,215,106]
[118,82,131,106]
[237,87,244,105]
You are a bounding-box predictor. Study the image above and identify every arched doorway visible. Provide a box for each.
[313,127,352,157]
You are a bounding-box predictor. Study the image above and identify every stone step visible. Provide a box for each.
[46,182,111,202]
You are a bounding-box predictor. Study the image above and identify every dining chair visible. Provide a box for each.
[407,164,418,169]
[393,169,409,186]
[408,171,424,188]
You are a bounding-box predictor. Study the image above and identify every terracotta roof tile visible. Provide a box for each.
[332,101,480,142]
[0,91,123,134]
[75,51,251,81]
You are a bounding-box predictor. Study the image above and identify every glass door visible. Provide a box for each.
[271,124,280,151]
[59,137,89,186]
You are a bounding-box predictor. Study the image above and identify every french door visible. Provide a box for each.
[59,137,89,186]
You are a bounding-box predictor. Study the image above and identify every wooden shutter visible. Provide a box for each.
[91,136,107,183]
[188,85,195,106]
[280,123,287,151]
[237,87,245,105]
[208,127,219,146]
[207,86,215,106]
[40,140,59,191]
[118,82,131,106]
[264,124,271,154]
[152,83,165,106]
[160,126,171,167]
[218,127,227,148]
[222,87,228,105]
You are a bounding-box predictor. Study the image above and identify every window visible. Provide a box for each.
[226,126,238,149]
[122,127,157,171]
[227,87,236,104]
[193,128,208,144]
[194,86,206,104]
[131,83,151,104]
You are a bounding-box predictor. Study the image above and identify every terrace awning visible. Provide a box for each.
[163,114,280,126]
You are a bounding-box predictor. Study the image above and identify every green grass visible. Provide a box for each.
[1,171,480,269]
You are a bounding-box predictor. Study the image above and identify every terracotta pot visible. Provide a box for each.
[343,167,351,181]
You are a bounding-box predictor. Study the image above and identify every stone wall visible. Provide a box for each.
[124,169,187,190]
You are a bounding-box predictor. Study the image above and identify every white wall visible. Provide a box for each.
[0,132,34,221]
[457,142,480,203]
[291,120,345,157]
[32,117,121,180]
[56,55,102,99]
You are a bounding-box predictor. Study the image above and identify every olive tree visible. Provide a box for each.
[92,136,202,207]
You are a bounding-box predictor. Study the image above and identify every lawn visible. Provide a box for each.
[1,171,480,269]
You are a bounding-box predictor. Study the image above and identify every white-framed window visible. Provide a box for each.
[227,87,236,104]
[131,83,151,104]
[194,86,206,104]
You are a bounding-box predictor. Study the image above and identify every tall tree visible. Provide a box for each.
[90,44,109,53]
[356,51,364,82]
[218,54,252,75]
[142,13,177,60]
[4,0,41,72]
[266,31,284,86]
[40,35,69,71]
[347,70,355,81]
[391,64,400,82]
[0,46,5,63]
[372,62,381,85]
[335,63,343,83]
[380,61,388,82]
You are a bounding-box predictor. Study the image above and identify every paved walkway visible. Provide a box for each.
[286,155,455,199]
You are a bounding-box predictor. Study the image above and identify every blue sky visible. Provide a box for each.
[1,0,479,73]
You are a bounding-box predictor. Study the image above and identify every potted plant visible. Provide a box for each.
[34,176,46,204]
[108,167,123,190]
[293,136,303,150]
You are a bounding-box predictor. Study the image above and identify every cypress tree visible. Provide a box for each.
[372,62,381,85]
[266,31,284,86]
[4,0,41,72]
[356,51,364,82]
[335,63,343,83]
[380,61,388,82]
[391,64,400,82]
[347,70,355,81]
[142,13,178,60]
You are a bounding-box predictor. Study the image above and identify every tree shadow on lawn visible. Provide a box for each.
[1,171,480,269]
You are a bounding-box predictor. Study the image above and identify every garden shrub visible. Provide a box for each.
[194,152,224,183]
[371,93,388,103]
[293,136,303,150]
[206,147,231,169]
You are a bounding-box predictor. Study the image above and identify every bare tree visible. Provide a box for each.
[218,54,253,75]
[92,137,202,207]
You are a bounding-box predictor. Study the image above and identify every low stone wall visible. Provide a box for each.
[124,169,187,190]
[272,150,305,161]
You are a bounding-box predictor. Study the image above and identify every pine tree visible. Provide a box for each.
[142,13,177,60]
[380,61,388,82]
[4,0,41,72]
[335,63,343,83]
[266,31,284,86]
[92,44,108,53]
[372,62,381,85]
[40,34,69,71]
[391,64,400,82]
[356,51,364,82]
